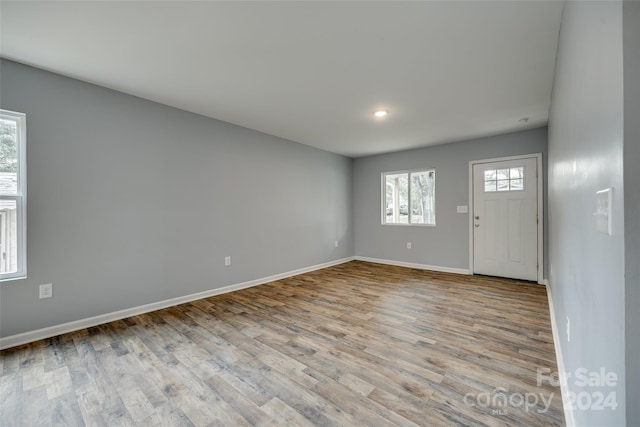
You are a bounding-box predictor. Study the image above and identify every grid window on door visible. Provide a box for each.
[484,167,524,192]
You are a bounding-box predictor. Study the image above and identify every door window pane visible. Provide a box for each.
[510,167,523,179]
[511,179,524,191]
[497,169,510,180]
[497,180,510,191]
[484,166,525,192]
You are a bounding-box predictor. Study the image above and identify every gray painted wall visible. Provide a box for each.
[353,128,548,274]
[0,59,354,338]
[548,2,626,425]
[624,1,640,425]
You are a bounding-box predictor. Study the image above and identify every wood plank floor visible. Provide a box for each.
[1,261,564,426]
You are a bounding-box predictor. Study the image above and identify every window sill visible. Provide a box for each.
[0,274,27,283]
[382,223,436,227]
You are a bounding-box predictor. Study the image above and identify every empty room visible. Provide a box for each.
[0,1,638,426]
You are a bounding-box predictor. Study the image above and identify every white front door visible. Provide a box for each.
[472,157,538,281]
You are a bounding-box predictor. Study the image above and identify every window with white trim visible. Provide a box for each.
[0,110,26,280]
[383,169,435,225]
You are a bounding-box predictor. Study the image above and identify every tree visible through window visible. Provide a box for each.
[0,110,26,280]
[384,170,435,225]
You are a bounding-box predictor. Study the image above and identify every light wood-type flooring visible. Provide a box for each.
[0,261,564,426]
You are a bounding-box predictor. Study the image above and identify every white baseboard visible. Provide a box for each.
[354,256,471,275]
[545,282,575,427]
[0,257,355,350]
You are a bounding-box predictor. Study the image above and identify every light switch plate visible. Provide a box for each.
[595,188,612,235]
[457,205,468,213]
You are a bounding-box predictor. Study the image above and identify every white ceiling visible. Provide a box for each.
[0,1,563,158]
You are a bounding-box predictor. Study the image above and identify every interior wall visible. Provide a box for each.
[624,0,640,424]
[548,1,626,425]
[0,59,354,338]
[353,127,548,274]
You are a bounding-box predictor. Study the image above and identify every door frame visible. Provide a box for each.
[468,153,544,284]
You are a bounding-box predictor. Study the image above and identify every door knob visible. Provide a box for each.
[475,224,480,227]
[475,215,480,220]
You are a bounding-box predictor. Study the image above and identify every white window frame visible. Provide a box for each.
[0,109,27,281]
[381,168,436,226]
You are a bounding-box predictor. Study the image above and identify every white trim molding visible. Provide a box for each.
[0,257,355,350]
[545,282,575,427]
[355,256,471,275]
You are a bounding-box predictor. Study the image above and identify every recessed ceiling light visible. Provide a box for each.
[374,110,388,118]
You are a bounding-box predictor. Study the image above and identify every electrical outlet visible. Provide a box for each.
[407,242,412,249]
[334,240,339,248]
[39,283,53,299]
[566,316,570,342]
[224,256,231,267]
